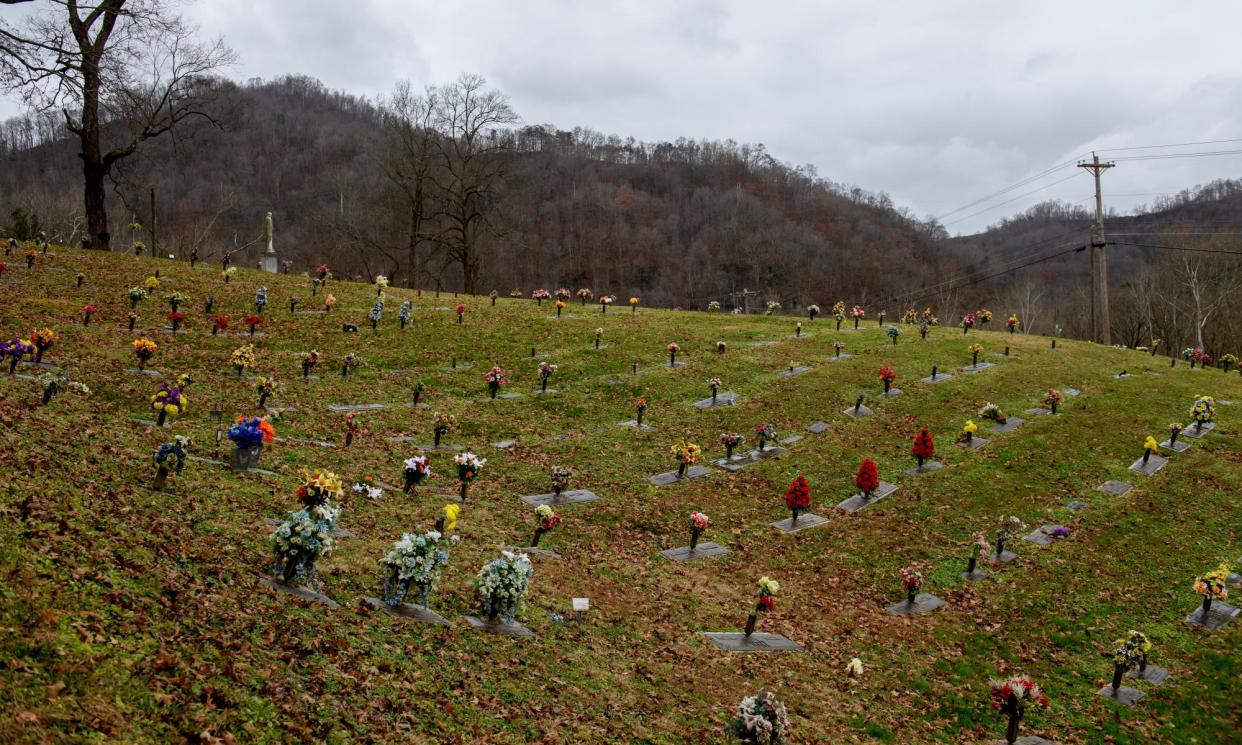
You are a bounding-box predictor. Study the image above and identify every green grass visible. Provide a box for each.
[0,244,1239,743]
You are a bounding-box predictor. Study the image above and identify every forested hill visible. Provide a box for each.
[0,74,948,309]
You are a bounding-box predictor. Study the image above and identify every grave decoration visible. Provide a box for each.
[281,259,292,274]
[850,304,864,329]
[131,338,158,370]
[1193,564,1229,621]
[978,308,993,327]
[879,364,898,395]
[204,296,215,315]
[688,511,710,551]
[795,321,802,337]
[454,452,486,501]
[766,300,780,315]
[254,286,267,313]
[630,296,640,313]
[923,308,938,325]
[151,435,190,490]
[316,264,330,282]
[245,315,263,336]
[990,676,1048,745]
[728,691,790,744]
[1043,389,1062,414]
[39,372,69,405]
[149,382,187,427]
[854,457,880,500]
[1007,314,1020,333]
[577,287,593,304]
[341,352,361,378]
[433,413,456,446]
[402,455,432,492]
[993,516,1026,561]
[784,475,811,523]
[344,412,360,447]
[342,323,358,333]
[228,416,274,471]
[270,470,343,587]
[1101,631,1148,704]
[668,342,681,366]
[635,397,647,427]
[484,364,508,399]
[720,432,743,461]
[969,343,984,368]
[530,505,562,547]
[1120,630,1160,682]
[600,295,613,314]
[24,250,35,269]
[145,275,160,294]
[886,325,900,344]
[978,402,1007,425]
[911,427,935,469]
[127,312,138,332]
[509,289,523,298]
[532,288,551,305]
[537,361,557,393]
[75,272,85,290]
[555,288,571,302]
[959,420,979,445]
[594,327,604,349]
[1220,352,1238,372]
[555,299,565,317]
[374,274,388,296]
[352,475,383,500]
[399,300,412,328]
[411,381,425,406]
[1189,395,1215,432]
[1147,338,1161,356]
[1182,347,1204,368]
[128,286,147,308]
[1140,435,1159,467]
[324,293,336,312]
[80,304,97,326]
[436,503,459,535]
[744,577,780,637]
[965,533,990,579]
[962,312,976,334]
[755,422,776,452]
[301,350,319,378]
[808,304,820,320]
[231,344,256,377]
[902,308,918,324]
[919,321,929,340]
[717,340,727,354]
[709,377,723,405]
[211,314,229,335]
[31,327,55,363]
[899,565,923,605]
[671,442,703,478]
[707,300,722,311]
[167,311,186,332]
[164,291,187,312]
[311,277,322,295]
[1167,422,1182,448]
[379,530,455,610]
[222,266,236,283]
[878,310,887,326]
[549,465,573,499]
[175,373,194,391]
[368,300,383,329]
[833,340,845,358]
[475,551,533,624]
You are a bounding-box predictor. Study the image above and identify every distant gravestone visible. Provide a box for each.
[770,512,829,533]
[693,391,738,409]
[1181,422,1216,439]
[991,417,1026,433]
[1184,600,1238,630]
[956,436,988,450]
[363,597,450,625]
[885,593,945,616]
[1099,480,1132,496]
[807,421,830,434]
[921,372,953,384]
[836,482,899,513]
[1129,454,1168,476]
[778,366,811,379]
[905,460,944,476]
[1096,683,1145,707]
[843,404,874,419]
[699,632,802,652]
[649,466,711,486]
[660,542,729,561]
[464,615,535,637]
[521,489,600,507]
[257,576,338,607]
[960,361,995,372]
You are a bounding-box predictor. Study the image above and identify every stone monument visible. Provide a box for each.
[260,212,278,273]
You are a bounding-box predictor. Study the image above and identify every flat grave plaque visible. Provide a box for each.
[1023,525,1067,546]
[130,418,169,429]
[1096,685,1145,706]
[1129,455,1168,476]
[618,420,657,431]
[777,366,811,379]
[807,421,831,434]
[700,632,803,652]
[125,368,163,377]
[402,402,431,410]
[1228,572,1242,589]
[1181,422,1216,438]
[444,363,474,371]
[667,361,686,369]
[770,512,829,533]
[905,461,944,476]
[749,341,777,347]
[531,389,559,396]
[960,362,995,372]
[275,436,336,448]
[1026,407,1051,416]
[955,436,988,450]
[842,405,874,419]
[962,567,991,582]
[503,546,561,559]
[1099,480,1132,496]
[992,417,1026,433]
[836,481,900,513]
[649,466,711,485]
[328,403,386,412]
[746,446,788,460]
[885,593,945,616]
[824,353,853,361]
[257,576,338,608]
[521,489,600,507]
[713,454,757,471]
[660,542,729,561]
[990,550,1020,564]
[1114,372,1131,379]
[693,391,738,409]
[1128,666,1169,685]
[363,597,451,625]
[464,615,535,637]
[1184,600,1239,630]
[496,392,524,400]
[780,435,804,445]
[879,388,903,398]
[990,737,1057,745]
[492,440,517,449]
[1160,438,1190,453]
[1063,388,1081,396]
[1067,500,1086,511]
[921,373,954,384]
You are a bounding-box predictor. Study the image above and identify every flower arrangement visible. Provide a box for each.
[324,293,337,311]
[900,565,923,603]
[77,304,97,326]
[475,551,533,622]
[901,308,917,324]
[256,376,278,408]
[719,432,743,460]
[966,533,990,576]
[1190,395,1215,431]
[152,435,191,489]
[316,264,330,280]
[671,442,702,477]
[554,288,571,301]
[1007,314,1020,332]
[298,350,319,379]
[368,300,383,329]
[855,457,879,498]
[755,422,775,451]
[959,419,979,444]
[741,576,781,637]
[886,325,900,344]
[978,402,1006,424]
[765,300,780,315]
[576,287,593,304]
[144,275,161,293]
[728,690,790,744]
[432,412,456,446]
[530,505,562,547]
[2,337,32,374]
[131,338,158,369]
[912,427,935,467]
[688,511,710,550]
[1221,352,1239,371]
[634,397,647,426]
[1194,563,1229,620]
[254,286,268,312]
[807,303,820,320]
[343,411,361,447]
[878,364,897,393]
[38,372,69,405]
[231,344,256,376]
[599,295,613,314]
[707,300,722,311]
[454,452,486,501]
[508,288,522,298]
[849,304,864,328]
[484,364,508,398]
[380,530,454,608]
[270,506,337,587]
[222,266,237,283]
[166,311,186,332]
[31,327,55,363]
[126,286,146,308]
[994,515,1026,560]
[990,676,1048,745]
[977,308,993,326]
[399,300,412,328]
[455,303,466,323]
[629,296,639,313]
[962,312,976,333]
[550,465,572,496]
[969,342,984,367]
[341,352,361,378]
[531,288,551,304]
[228,416,270,449]
[209,314,229,335]
[352,475,383,500]
[1043,389,1063,414]
[785,475,811,521]
[833,340,845,358]
[402,455,432,491]
[149,382,186,426]
[555,298,565,316]
[244,314,262,336]
[1138,435,1159,466]
[374,274,389,293]
[538,361,557,392]
[667,342,681,366]
[437,503,460,534]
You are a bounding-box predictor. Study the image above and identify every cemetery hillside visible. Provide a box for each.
[2,242,1241,744]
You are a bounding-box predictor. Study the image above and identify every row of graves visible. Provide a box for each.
[3,249,1239,744]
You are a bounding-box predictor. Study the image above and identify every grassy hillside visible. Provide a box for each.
[0,246,1239,744]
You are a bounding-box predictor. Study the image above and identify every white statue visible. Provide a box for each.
[260,211,278,273]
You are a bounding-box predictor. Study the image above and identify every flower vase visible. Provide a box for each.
[836,319,841,331]
[231,444,261,472]
[1005,707,1021,745]
[152,465,169,491]
[403,475,416,493]
[1202,594,1213,619]
[156,409,167,427]
[907,589,917,605]
[677,462,687,478]
[1111,664,1125,694]
[302,363,311,378]
[8,357,17,374]
[636,410,644,426]
[345,431,353,447]
[972,352,979,367]
[711,389,717,405]
[434,430,443,447]
[34,347,45,364]
[459,481,469,502]
[669,351,676,367]
[744,612,758,637]
[128,318,136,332]
[489,384,498,399]
[725,444,734,460]
[1051,401,1058,415]
[966,554,977,575]
[41,388,53,405]
[758,435,766,452]
[341,363,348,378]
[883,380,891,394]
[531,528,545,547]
[1142,450,1151,466]
[258,392,268,409]
[541,378,548,393]
[916,455,924,468]
[689,527,701,551]
[790,508,799,524]
[994,538,1005,559]
[280,553,305,585]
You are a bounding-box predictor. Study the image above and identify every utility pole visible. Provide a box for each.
[1078,153,1114,344]
[149,187,157,258]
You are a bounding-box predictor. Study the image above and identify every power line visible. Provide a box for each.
[1111,148,1242,162]
[934,159,1084,221]
[943,171,1085,227]
[1110,241,1242,256]
[1096,137,1242,153]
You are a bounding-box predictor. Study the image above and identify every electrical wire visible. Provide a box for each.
[943,171,1086,227]
[934,159,1084,221]
[1110,241,1242,256]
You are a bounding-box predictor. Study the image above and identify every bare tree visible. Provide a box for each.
[381,81,438,288]
[0,0,234,249]
[428,73,519,294]
[1177,249,1242,349]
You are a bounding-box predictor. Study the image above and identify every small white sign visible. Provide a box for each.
[572,597,590,612]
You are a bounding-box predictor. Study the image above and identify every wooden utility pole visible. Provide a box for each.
[1078,153,1114,344]
[149,188,158,258]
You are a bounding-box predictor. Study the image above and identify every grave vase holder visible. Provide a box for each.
[434,429,443,447]
[8,357,18,374]
[383,573,413,607]
[972,352,979,367]
[994,537,1005,559]
[128,317,136,332]
[743,612,758,637]
[156,409,167,427]
[966,554,977,575]
[151,464,170,490]
[489,383,499,399]
[669,350,676,366]
[853,316,859,329]
[1111,664,1125,693]
[531,528,545,547]
[906,588,917,605]
[677,462,687,478]
[231,444,262,472]
[689,527,701,551]
[725,443,734,460]
[1202,594,1212,619]
[459,481,469,502]
[1004,701,1022,745]
[34,346,45,364]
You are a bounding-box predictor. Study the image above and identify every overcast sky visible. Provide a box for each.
[4,0,1242,234]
